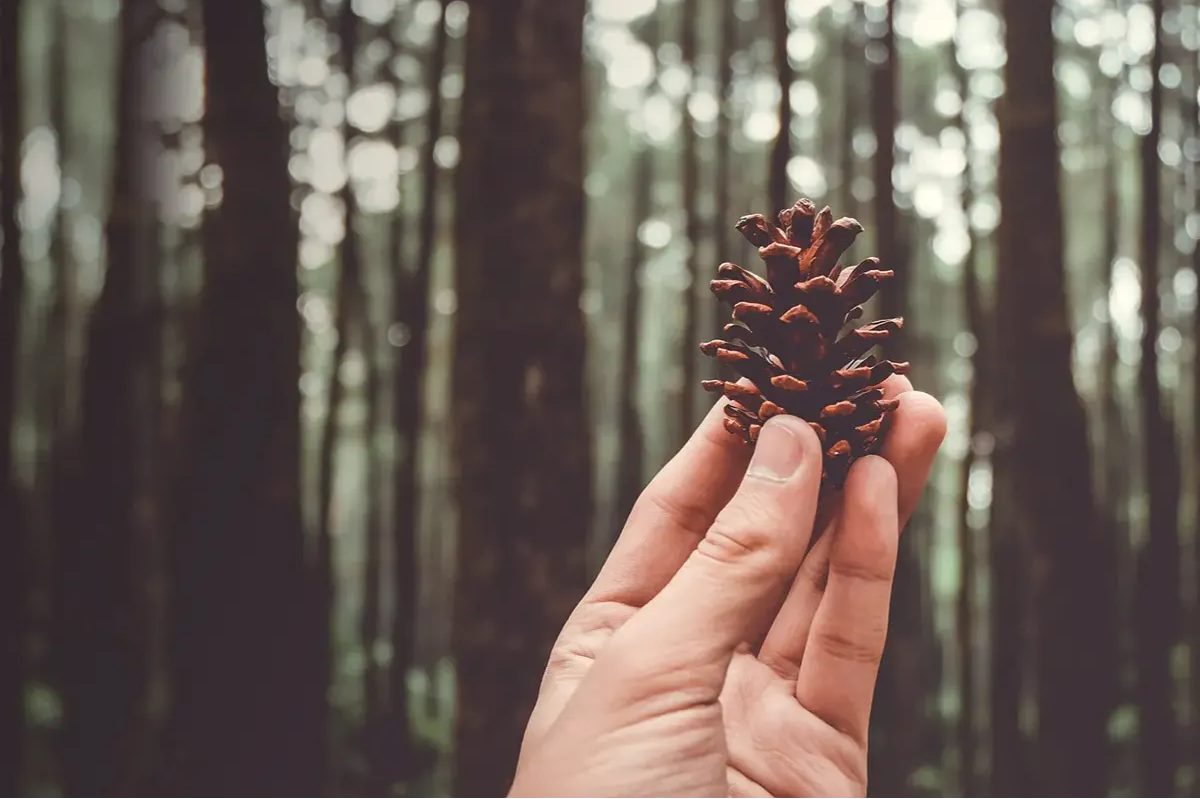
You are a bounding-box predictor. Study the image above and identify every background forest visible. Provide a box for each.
[0,0,1198,796]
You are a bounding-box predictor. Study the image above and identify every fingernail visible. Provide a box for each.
[745,419,806,482]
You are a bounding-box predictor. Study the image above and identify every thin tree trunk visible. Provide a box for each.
[57,3,158,793]
[994,0,1109,793]
[0,0,27,794]
[312,3,366,790]
[679,0,701,437]
[451,0,592,793]
[1135,0,1181,792]
[1192,7,1200,781]
[768,0,792,215]
[714,0,736,279]
[866,1,923,793]
[168,1,317,792]
[951,15,980,793]
[383,0,448,786]
[840,8,859,217]
[616,13,657,526]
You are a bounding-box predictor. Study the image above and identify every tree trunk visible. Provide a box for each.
[57,2,159,793]
[679,0,701,437]
[994,0,1110,793]
[0,0,27,794]
[381,0,448,787]
[866,2,923,793]
[714,0,736,330]
[451,0,592,793]
[951,15,980,793]
[1135,0,1181,792]
[615,13,657,527]
[167,2,317,792]
[768,0,792,215]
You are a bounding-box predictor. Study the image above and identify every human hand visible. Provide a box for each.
[508,376,946,798]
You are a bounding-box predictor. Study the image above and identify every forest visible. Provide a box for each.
[0,0,1198,795]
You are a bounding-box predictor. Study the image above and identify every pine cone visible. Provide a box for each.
[700,198,908,492]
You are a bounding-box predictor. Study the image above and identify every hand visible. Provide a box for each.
[509,376,946,797]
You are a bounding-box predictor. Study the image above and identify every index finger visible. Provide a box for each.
[583,395,751,607]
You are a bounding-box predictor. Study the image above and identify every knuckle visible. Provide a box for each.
[829,555,893,585]
[811,626,884,666]
[697,502,780,567]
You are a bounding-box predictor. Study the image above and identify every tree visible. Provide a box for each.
[679,0,701,436]
[1134,0,1181,791]
[166,2,318,792]
[451,0,592,793]
[56,1,159,792]
[768,0,792,215]
[0,0,26,794]
[993,0,1111,793]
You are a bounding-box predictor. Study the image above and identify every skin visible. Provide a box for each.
[509,376,947,797]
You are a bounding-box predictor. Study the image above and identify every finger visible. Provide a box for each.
[583,394,753,608]
[756,390,946,678]
[794,455,899,743]
[597,416,823,695]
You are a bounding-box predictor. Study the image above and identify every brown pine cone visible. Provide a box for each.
[700,197,908,492]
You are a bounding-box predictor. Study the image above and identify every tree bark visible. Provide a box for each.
[57,1,159,793]
[381,0,448,787]
[679,0,701,437]
[994,0,1110,793]
[451,0,592,793]
[0,0,27,794]
[768,0,792,215]
[866,2,923,793]
[951,15,980,793]
[1135,0,1181,792]
[167,2,318,792]
[615,13,657,529]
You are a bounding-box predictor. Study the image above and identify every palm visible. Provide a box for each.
[522,565,867,798]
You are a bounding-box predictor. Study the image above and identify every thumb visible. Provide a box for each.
[603,415,823,692]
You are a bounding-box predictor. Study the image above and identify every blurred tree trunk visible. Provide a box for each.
[951,18,981,794]
[57,2,158,792]
[380,0,448,787]
[39,0,72,476]
[313,2,368,789]
[1192,17,1200,783]
[451,0,592,793]
[1098,70,1133,771]
[994,0,1111,793]
[679,0,700,437]
[0,0,26,794]
[616,13,656,527]
[839,7,860,217]
[867,1,923,793]
[714,0,736,304]
[1135,0,1181,792]
[768,0,792,215]
[167,2,318,793]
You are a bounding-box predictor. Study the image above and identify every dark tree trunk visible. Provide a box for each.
[951,16,980,794]
[615,13,657,527]
[0,0,26,794]
[994,0,1110,794]
[167,2,318,793]
[866,2,923,794]
[451,0,592,793]
[679,0,701,437]
[714,0,736,277]
[1135,0,1181,792]
[768,0,792,215]
[840,7,860,216]
[380,0,448,787]
[57,2,159,793]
